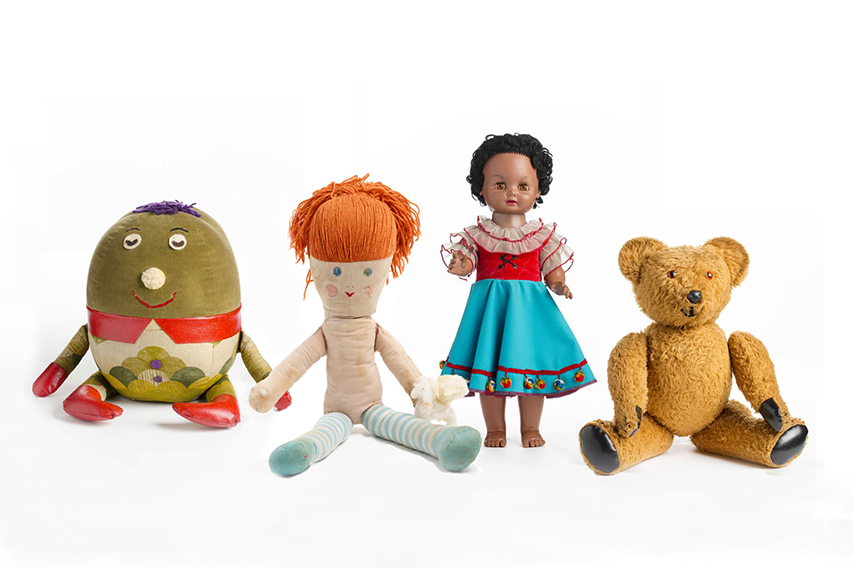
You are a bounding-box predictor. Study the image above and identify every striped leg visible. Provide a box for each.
[361,404,481,472]
[268,413,353,476]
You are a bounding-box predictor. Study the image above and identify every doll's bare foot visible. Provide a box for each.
[483,430,507,447]
[521,429,546,447]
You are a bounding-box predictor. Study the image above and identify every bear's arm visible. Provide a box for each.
[608,332,649,438]
[728,331,791,429]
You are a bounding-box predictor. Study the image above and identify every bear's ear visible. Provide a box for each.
[618,237,667,284]
[704,237,749,287]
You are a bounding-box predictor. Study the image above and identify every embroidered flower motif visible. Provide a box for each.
[523,377,535,390]
[574,370,585,383]
[500,375,512,389]
[554,379,566,391]
[119,347,186,385]
[485,378,496,394]
[535,378,546,390]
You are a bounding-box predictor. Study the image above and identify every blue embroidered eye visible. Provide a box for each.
[333,267,342,276]
[363,268,373,276]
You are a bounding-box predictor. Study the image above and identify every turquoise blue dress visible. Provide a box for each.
[440,217,596,398]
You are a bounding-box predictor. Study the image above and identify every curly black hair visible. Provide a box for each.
[467,133,553,208]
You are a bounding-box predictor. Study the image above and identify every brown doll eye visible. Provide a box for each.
[519,184,530,191]
[706,272,713,279]
[124,233,142,250]
[495,182,506,190]
[169,234,187,250]
[667,270,676,278]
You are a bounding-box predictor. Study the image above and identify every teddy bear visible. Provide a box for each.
[579,237,808,474]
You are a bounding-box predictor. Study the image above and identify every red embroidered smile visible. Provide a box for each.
[345,292,354,297]
[132,290,177,309]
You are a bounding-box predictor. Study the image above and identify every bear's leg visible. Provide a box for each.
[172,376,240,428]
[690,400,808,467]
[361,404,481,472]
[579,413,674,475]
[62,372,123,422]
[268,412,353,476]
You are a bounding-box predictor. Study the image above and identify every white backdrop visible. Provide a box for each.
[1,1,851,566]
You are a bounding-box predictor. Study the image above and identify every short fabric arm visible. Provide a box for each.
[375,324,422,395]
[238,331,273,383]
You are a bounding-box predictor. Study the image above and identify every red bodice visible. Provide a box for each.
[475,245,542,282]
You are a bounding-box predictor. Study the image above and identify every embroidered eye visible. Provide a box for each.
[494,182,506,190]
[706,272,714,280]
[519,184,530,191]
[363,268,373,277]
[333,267,342,277]
[169,234,187,250]
[667,270,676,279]
[124,234,142,250]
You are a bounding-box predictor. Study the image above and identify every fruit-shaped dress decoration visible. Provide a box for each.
[32,201,290,427]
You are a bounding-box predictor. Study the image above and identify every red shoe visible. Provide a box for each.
[33,363,69,397]
[173,394,240,428]
[63,385,123,421]
[274,391,293,411]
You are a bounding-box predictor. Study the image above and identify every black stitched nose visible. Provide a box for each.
[687,290,702,304]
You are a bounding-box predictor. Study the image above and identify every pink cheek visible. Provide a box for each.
[362,285,374,298]
[326,285,338,298]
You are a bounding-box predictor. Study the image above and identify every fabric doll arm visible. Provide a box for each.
[608,332,649,438]
[239,332,273,382]
[240,331,292,411]
[375,324,422,399]
[248,328,326,413]
[728,331,792,431]
[32,324,90,397]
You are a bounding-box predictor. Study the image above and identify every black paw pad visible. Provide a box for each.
[771,424,808,466]
[580,424,620,474]
[759,398,783,431]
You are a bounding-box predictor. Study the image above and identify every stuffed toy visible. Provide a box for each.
[440,134,596,448]
[579,237,808,474]
[249,175,481,475]
[32,201,289,427]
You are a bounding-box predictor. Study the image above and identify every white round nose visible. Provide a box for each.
[141,267,166,290]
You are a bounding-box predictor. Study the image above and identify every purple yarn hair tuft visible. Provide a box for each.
[132,200,202,217]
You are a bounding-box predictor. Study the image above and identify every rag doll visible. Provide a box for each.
[249,175,481,474]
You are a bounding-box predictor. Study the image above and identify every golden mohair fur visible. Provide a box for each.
[580,237,807,474]
[288,175,421,294]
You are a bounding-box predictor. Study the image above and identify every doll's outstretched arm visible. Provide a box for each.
[32,325,90,397]
[446,251,474,277]
[608,332,649,438]
[545,267,573,299]
[728,331,794,431]
[249,328,326,413]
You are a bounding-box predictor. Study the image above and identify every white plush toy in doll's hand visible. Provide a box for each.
[249,175,481,475]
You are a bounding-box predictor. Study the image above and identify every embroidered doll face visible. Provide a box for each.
[479,153,542,215]
[86,205,240,319]
[310,256,393,318]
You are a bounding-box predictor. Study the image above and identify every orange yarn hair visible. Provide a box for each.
[289,175,421,293]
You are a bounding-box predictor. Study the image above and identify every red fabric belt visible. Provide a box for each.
[87,306,242,344]
[475,246,541,282]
